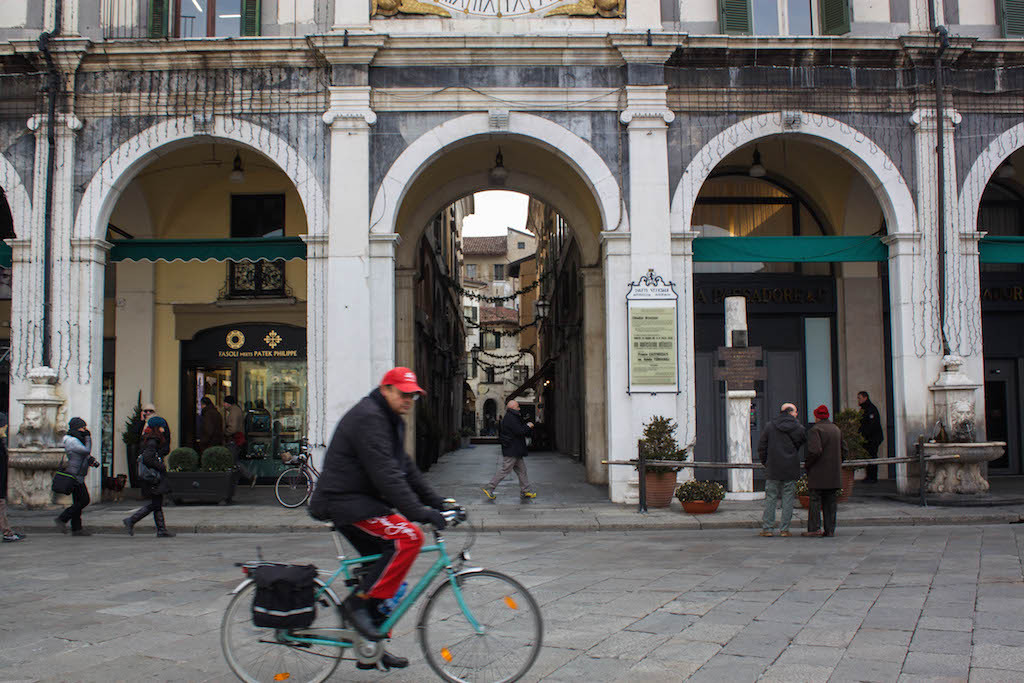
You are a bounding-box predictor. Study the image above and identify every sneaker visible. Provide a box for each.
[521,492,537,499]
[340,596,385,641]
[481,488,496,500]
[54,517,69,534]
[2,533,24,543]
[779,530,792,538]
[759,530,773,537]
[356,650,409,671]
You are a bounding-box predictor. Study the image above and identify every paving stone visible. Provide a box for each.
[686,653,771,683]
[971,643,1024,672]
[675,620,746,644]
[544,654,633,682]
[863,606,923,631]
[969,667,1024,682]
[757,662,834,682]
[971,628,1024,647]
[901,652,972,677]
[586,630,671,660]
[773,643,845,668]
[720,634,791,659]
[830,655,905,682]
[646,637,721,665]
[626,610,697,635]
[909,628,973,655]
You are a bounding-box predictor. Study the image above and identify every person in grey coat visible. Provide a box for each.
[757,403,806,537]
[56,417,100,536]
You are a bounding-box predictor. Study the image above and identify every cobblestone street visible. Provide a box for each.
[2,524,1024,682]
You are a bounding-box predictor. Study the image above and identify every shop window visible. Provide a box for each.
[151,0,261,38]
[228,194,286,298]
[493,263,505,280]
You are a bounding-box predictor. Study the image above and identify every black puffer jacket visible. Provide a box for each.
[309,389,445,526]
[757,411,807,481]
[139,436,171,497]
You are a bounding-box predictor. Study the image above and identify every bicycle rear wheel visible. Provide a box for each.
[418,569,543,683]
[275,467,311,508]
[221,579,343,683]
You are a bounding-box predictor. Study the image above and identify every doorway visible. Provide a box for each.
[984,358,1021,474]
[183,365,232,451]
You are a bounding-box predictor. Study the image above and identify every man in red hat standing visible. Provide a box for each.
[803,405,848,538]
[309,367,449,669]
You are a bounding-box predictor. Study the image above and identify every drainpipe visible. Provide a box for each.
[929,1,951,356]
[37,0,63,367]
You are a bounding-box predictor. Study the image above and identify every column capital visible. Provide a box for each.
[323,86,376,128]
[369,233,401,258]
[27,113,83,133]
[70,238,112,264]
[620,85,674,126]
[301,233,329,259]
[882,231,923,256]
[600,231,631,256]
[671,231,699,256]
[5,238,32,261]
[909,107,961,132]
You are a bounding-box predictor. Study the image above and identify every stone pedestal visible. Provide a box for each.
[7,448,66,508]
[7,366,67,508]
[725,389,761,500]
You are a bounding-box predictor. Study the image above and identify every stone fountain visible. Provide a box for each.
[922,355,1005,495]
[7,367,68,508]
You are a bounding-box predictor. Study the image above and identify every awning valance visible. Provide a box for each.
[979,236,1024,264]
[0,241,9,268]
[693,236,886,262]
[110,237,306,263]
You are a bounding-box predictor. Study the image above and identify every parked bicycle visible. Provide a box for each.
[274,437,319,508]
[220,506,543,683]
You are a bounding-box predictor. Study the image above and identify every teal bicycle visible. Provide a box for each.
[220,507,543,683]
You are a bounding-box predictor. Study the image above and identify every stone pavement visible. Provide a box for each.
[8,445,1024,536]
[2,525,1024,682]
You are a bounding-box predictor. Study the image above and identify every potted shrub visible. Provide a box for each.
[637,416,686,508]
[796,475,810,509]
[121,394,143,489]
[165,446,238,505]
[834,408,869,502]
[460,425,474,449]
[676,479,726,514]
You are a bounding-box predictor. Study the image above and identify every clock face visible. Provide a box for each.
[433,0,565,17]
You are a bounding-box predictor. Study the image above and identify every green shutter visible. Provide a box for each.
[242,0,262,36]
[1001,0,1024,37]
[719,0,751,35]
[819,0,851,35]
[148,0,169,38]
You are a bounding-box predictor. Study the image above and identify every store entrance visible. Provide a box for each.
[183,365,232,451]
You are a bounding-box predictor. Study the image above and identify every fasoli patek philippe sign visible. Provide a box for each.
[627,270,679,394]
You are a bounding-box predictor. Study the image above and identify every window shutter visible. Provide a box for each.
[819,0,851,36]
[242,0,262,36]
[719,0,751,35]
[148,0,169,38]
[1001,0,1024,37]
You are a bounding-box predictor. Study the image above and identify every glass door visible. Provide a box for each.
[183,366,233,452]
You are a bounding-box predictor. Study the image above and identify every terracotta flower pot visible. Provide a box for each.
[838,468,856,502]
[798,495,810,509]
[681,500,720,514]
[644,471,677,508]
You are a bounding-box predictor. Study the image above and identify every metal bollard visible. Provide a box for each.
[637,440,648,514]
[917,435,927,507]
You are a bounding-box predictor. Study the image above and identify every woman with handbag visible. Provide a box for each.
[56,417,99,536]
[122,416,176,538]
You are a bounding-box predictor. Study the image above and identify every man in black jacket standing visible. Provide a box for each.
[858,391,884,482]
[309,367,448,663]
[482,400,536,500]
[757,403,806,537]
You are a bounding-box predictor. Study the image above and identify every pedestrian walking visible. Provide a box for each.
[482,400,536,501]
[757,403,806,537]
[122,416,176,538]
[1,413,25,542]
[803,405,848,538]
[857,391,884,482]
[198,396,225,454]
[56,417,100,536]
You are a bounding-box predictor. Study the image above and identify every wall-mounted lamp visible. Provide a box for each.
[229,151,245,184]
[748,146,766,178]
[998,159,1016,180]
[489,147,508,186]
[471,345,480,364]
[534,298,550,323]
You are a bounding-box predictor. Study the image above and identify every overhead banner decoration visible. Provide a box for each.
[627,270,679,394]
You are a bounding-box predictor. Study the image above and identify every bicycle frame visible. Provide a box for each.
[280,533,483,649]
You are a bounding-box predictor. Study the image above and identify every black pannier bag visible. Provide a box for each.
[251,564,318,629]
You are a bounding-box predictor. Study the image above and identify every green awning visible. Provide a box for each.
[693,236,886,262]
[110,237,306,263]
[0,241,9,268]
[979,236,1024,264]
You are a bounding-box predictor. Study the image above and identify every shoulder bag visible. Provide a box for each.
[51,452,77,495]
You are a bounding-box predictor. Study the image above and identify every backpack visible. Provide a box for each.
[137,452,160,483]
[251,564,318,629]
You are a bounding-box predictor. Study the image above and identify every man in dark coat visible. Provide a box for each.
[482,400,536,500]
[858,391,884,482]
[198,396,224,454]
[757,403,806,537]
[803,405,848,537]
[308,367,447,667]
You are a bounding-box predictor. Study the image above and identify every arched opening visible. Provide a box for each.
[690,137,893,485]
[101,140,311,486]
[380,126,612,492]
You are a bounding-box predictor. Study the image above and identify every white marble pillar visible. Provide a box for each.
[723,296,760,500]
[369,233,399,382]
[581,266,607,484]
[322,87,376,431]
[671,231,697,477]
[6,238,40,440]
[601,232,633,502]
[113,261,155,476]
[395,268,416,455]
[302,233,328,466]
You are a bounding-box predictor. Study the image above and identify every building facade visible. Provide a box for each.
[2,1,1024,502]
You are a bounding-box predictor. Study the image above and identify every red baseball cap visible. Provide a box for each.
[380,367,426,395]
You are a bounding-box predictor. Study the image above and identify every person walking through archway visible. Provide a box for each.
[122,416,176,538]
[858,391,884,483]
[482,400,536,501]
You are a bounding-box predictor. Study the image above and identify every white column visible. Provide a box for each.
[613,85,677,504]
[369,233,399,382]
[671,231,697,470]
[113,261,155,477]
[724,296,760,500]
[625,0,661,30]
[957,231,986,438]
[581,266,607,484]
[322,87,376,428]
[302,233,328,466]
[602,232,633,502]
[395,268,416,455]
[6,238,40,439]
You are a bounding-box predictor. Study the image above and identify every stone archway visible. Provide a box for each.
[0,154,31,237]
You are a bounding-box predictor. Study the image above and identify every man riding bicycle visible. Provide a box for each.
[308,367,449,671]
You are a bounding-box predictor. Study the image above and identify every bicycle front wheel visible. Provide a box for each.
[418,569,543,683]
[221,579,343,683]
[275,467,311,508]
